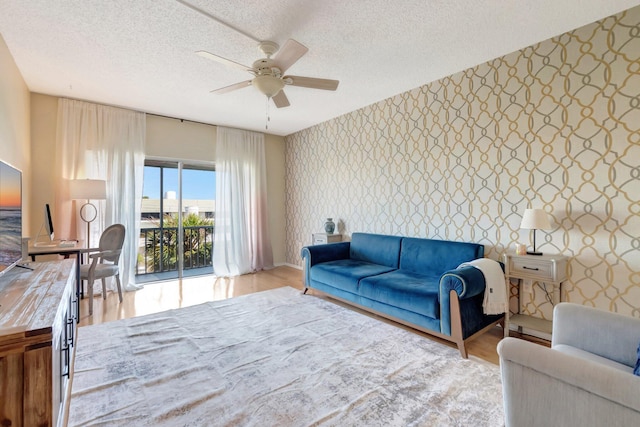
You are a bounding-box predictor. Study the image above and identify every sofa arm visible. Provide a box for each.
[498,337,640,427]
[437,266,487,336]
[552,303,640,367]
[300,242,350,266]
[300,242,351,288]
[439,265,486,300]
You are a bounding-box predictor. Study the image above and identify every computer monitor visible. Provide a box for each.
[33,204,56,246]
[44,203,54,241]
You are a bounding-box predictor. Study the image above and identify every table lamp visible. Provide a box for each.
[519,208,551,256]
[70,179,106,248]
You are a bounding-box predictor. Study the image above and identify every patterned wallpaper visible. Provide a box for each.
[285,6,640,318]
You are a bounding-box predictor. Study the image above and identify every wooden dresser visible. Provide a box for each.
[0,260,77,427]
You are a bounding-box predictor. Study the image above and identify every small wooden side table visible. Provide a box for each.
[503,253,568,337]
[312,233,342,245]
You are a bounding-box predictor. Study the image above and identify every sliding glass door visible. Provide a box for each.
[137,160,215,282]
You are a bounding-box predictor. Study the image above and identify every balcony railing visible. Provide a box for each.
[137,225,214,275]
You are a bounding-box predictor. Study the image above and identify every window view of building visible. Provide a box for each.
[137,162,215,281]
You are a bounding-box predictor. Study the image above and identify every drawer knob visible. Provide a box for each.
[523,266,540,271]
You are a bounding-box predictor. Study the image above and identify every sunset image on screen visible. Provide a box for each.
[0,162,21,208]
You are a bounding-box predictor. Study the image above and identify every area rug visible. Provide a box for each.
[68,286,504,426]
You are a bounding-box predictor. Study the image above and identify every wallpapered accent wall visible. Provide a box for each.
[285,6,640,318]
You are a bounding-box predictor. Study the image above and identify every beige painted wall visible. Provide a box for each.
[264,133,286,266]
[146,115,216,163]
[28,98,287,265]
[29,93,57,238]
[0,34,31,230]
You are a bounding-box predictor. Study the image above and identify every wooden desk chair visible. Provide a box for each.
[80,224,125,315]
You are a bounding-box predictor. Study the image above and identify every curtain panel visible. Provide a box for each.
[55,98,145,292]
[213,126,273,276]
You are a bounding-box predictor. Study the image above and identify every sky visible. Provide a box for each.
[0,161,22,208]
[143,166,215,200]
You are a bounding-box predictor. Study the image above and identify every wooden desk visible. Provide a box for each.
[28,240,85,261]
[28,241,89,319]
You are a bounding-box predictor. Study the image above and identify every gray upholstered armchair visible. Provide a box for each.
[79,224,125,315]
[498,302,640,427]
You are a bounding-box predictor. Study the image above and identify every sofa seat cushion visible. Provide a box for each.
[554,344,635,374]
[310,259,396,294]
[358,270,441,319]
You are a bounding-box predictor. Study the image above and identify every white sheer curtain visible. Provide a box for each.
[54,98,145,292]
[213,126,273,276]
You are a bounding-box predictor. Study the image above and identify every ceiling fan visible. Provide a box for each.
[197,39,339,108]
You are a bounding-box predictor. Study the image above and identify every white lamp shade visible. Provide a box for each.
[520,208,551,230]
[69,179,107,200]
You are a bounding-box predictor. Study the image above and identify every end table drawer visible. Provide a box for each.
[312,233,341,245]
[510,257,554,280]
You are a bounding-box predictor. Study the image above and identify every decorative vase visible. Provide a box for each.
[324,218,336,234]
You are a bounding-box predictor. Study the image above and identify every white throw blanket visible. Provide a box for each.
[459,258,508,315]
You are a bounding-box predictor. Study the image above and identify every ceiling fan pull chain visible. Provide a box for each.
[265,96,270,130]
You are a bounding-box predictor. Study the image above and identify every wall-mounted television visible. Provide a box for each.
[0,160,23,278]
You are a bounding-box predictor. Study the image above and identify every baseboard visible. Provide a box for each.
[280,262,302,270]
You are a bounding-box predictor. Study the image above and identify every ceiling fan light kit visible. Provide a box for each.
[252,75,285,98]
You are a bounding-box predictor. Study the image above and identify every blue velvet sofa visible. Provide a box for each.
[300,232,504,358]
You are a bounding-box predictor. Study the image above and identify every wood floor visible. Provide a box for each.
[78,265,545,365]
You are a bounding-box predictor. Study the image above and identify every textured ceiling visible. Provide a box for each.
[1,0,639,136]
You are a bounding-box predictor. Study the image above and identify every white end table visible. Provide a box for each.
[503,253,568,337]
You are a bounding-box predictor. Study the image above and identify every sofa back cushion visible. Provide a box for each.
[399,238,484,274]
[350,233,402,268]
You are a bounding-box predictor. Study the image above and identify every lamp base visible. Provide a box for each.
[526,250,543,256]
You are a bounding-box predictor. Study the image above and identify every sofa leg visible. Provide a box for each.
[303,288,308,295]
[450,290,468,359]
[457,342,468,358]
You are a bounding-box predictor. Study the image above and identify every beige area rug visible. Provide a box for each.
[69,286,504,426]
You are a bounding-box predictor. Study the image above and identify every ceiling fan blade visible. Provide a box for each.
[196,50,253,72]
[285,75,339,91]
[272,39,308,72]
[272,90,290,108]
[210,80,252,94]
